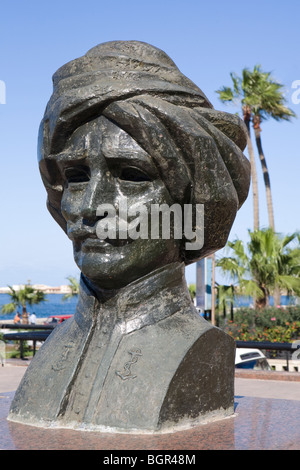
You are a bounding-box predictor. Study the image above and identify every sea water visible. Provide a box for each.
[0,294,78,321]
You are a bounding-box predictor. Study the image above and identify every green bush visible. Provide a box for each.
[220,306,300,343]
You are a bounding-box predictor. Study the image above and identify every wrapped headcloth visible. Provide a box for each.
[38,40,250,263]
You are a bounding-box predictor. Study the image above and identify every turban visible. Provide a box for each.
[38,40,250,264]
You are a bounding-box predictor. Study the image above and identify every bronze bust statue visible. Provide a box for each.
[8,41,250,433]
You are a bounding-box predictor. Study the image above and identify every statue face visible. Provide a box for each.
[59,116,181,289]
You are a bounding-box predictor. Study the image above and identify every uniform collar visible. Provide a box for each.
[74,262,191,332]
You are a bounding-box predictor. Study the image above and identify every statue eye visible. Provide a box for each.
[119,167,152,182]
[65,166,90,184]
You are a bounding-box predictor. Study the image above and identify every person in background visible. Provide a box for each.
[29,312,37,325]
[14,312,21,324]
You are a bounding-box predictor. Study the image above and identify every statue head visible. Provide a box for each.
[38,41,250,289]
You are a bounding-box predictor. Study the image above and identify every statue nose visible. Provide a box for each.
[81,174,115,223]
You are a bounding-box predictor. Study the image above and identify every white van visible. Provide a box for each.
[235,348,271,370]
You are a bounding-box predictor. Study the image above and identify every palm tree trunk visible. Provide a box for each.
[230,284,234,321]
[273,287,281,307]
[255,286,268,309]
[243,107,259,230]
[253,116,275,230]
[253,118,279,304]
[22,305,28,324]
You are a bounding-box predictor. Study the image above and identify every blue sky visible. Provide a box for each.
[1,0,299,287]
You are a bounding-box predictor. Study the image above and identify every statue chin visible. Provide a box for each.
[73,237,181,291]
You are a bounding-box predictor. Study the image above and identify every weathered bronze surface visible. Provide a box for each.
[8,41,250,433]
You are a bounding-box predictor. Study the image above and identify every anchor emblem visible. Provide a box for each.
[116,348,142,380]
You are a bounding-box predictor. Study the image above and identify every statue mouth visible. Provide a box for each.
[79,236,134,251]
[68,218,135,249]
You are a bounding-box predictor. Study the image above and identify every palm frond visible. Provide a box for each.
[1,303,16,314]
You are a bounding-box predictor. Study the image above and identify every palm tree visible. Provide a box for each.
[243,65,296,230]
[188,283,196,303]
[216,283,235,321]
[62,276,79,301]
[216,71,260,229]
[217,66,296,230]
[217,229,300,309]
[1,284,46,323]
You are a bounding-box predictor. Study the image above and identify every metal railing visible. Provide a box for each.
[1,324,54,360]
[236,340,300,372]
[0,323,55,330]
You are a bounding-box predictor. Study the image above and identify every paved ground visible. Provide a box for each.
[1,359,300,401]
[235,377,300,401]
[0,363,28,393]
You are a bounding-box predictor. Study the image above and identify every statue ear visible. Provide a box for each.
[46,199,67,234]
[39,116,72,233]
[38,119,50,164]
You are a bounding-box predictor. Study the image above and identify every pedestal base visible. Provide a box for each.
[1,391,300,450]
